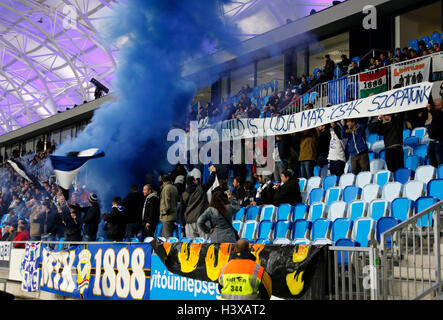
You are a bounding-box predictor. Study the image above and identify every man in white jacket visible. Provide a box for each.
[327,122,347,177]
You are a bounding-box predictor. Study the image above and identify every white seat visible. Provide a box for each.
[306,176,322,194]
[356,171,373,189]
[361,184,382,203]
[382,182,403,202]
[403,180,425,201]
[344,160,353,174]
[415,165,436,184]
[312,238,333,245]
[327,201,348,221]
[371,140,385,153]
[292,239,311,245]
[273,238,292,244]
[339,173,356,190]
[370,159,386,173]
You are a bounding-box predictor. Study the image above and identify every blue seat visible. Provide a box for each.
[193,238,205,243]
[167,237,179,243]
[374,170,392,188]
[260,205,276,222]
[241,221,259,241]
[276,204,293,221]
[245,206,261,221]
[391,197,414,222]
[342,185,362,203]
[427,179,443,201]
[394,168,414,184]
[331,218,353,243]
[367,133,379,145]
[233,207,246,221]
[291,219,312,240]
[348,200,367,221]
[412,127,427,140]
[438,164,443,179]
[256,221,274,241]
[307,202,326,221]
[313,166,321,177]
[351,218,375,247]
[403,129,411,142]
[415,196,438,227]
[56,238,65,251]
[255,239,273,244]
[298,178,307,192]
[274,220,292,239]
[292,203,308,221]
[311,218,331,241]
[323,175,339,191]
[368,199,389,221]
[413,144,428,160]
[404,136,420,148]
[180,237,192,243]
[155,222,163,237]
[309,188,324,205]
[233,220,243,235]
[376,217,401,247]
[368,151,376,163]
[334,239,360,266]
[405,155,421,172]
[430,32,441,46]
[325,187,341,206]
[408,39,419,51]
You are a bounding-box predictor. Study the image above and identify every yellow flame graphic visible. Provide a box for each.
[178,243,202,273]
[205,243,232,281]
[286,271,305,296]
[251,243,265,265]
[163,242,172,256]
[292,245,309,263]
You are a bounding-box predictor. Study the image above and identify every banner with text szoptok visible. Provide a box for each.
[391,57,431,88]
[206,82,432,141]
[359,67,387,98]
[21,242,41,292]
[39,243,151,300]
[150,239,329,300]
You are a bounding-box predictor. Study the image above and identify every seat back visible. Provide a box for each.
[371,140,385,153]
[375,170,392,187]
[260,205,276,222]
[403,129,411,142]
[306,176,322,194]
[233,207,246,221]
[427,179,443,201]
[276,204,293,221]
[327,201,348,221]
[241,221,258,241]
[232,220,243,235]
[348,200,367,221]
[311,218,331,241]
[404,180,425,201]
[367,133,379,145]
[391,197,414,222]
[405,155,421,171]
[155,222,163,237]
[413,144,428,160]
[415,165,436,185]
[273,238,291,244]
[292,219,312,240]
[323,175,339,191]
[370,159,386,173]
[438,164,443,179]
[257,221,274,240]
[361,184,381,202]
[415,196,438,227]
[298,178,307,192]
[382,182,403,202]
[342,185,362,203]
[325,187,341,206]
[352,218,375,247]
[331,218,353,243]
[404,136,419,148]
[368,199,389,221]
[339,173,356,190]
[411,126,427,139]
[394,168,413,184]
[376,217,401,244]
[356,171,373,188]
[274,220,292,239]
[309,188,324,205]
[245,206,261,221]
[307,202,326,221]
[292,203,308,221]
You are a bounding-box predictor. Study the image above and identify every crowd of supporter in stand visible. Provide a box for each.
[0,40,442,245]
[187,39,441,131]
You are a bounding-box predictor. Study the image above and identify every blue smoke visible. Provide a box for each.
[55,0,239,210]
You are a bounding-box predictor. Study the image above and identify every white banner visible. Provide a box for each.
[0,242,11,261]
[433,54,443,73]
[202,82,433,141]
[390,57,431,88]
[8,248,25,282]
[21,242,41,292]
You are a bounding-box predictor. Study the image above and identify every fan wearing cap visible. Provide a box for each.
[68,193,101,242]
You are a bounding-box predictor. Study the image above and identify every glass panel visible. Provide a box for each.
[230,63,255,96]
[257,55,284,88]
[296,48,308,77]
[309,32,350,75]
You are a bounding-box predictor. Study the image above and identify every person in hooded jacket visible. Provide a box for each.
[273,170,302,206]
[68,193,101,241]
[102,196,126,241]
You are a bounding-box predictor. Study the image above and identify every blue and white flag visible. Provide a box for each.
[49,148,104,199]
[6,159,38,184]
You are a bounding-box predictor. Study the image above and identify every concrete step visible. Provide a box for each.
[384,278,436,300]
[393,266,441,282]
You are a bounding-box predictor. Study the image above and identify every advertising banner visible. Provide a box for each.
[150,239,329,300]
[150,254,220,300]
[391,57,431,88]
[39,243,152,300]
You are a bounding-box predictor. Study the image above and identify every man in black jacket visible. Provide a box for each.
[40,200,60,243]
[273,170,302,206]
[141,184,160,238]
[427,98,443,168]
[181,166,216,239]
[68,193,101,241]
[102,197,126,241]
[376,112,405,173]
[122,185,144,239]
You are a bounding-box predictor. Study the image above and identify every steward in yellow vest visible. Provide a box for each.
[218,239,272,300]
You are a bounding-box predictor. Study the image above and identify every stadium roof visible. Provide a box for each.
[0,0,336,136]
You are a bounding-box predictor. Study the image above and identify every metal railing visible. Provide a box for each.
[380,200,443,300]
[327,246,380,300]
